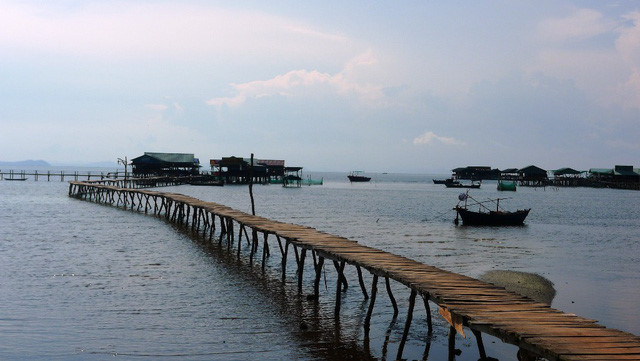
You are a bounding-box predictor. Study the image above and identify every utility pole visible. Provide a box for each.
[249,153,255,215]
[118,156,128,180]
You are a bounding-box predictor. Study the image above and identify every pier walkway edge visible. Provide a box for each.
[68,180,640,361]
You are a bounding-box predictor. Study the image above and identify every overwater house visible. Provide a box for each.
[257,159,286,181]
[210,157,286,184]
[131,152,200,177]
[283,166,303,187]
[588,165,640,190]
[517,165,549,187]
[499,168,520,181]
[451,166,501,180]
[551,167,585,187]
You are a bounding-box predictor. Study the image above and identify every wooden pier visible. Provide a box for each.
[68,180,640,361]
[1,170,128,181]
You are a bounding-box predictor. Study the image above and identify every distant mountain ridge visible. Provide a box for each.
[0,160,51,167]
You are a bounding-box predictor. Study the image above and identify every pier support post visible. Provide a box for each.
[385,277,399,318]
[448,326,457,361]
[249,229,257,264]
[356,265,368,299]
[334,260,346,318]
[237,224,243,258]
[218,216,226,245]
[282,239,289,281]
[333,260,348,291]
[396,289,417,361]
[261,233,269,271]
[422,293,433,334]
[228,220,234,251]
[296,247,306,293]
[364,274,378,333]
[313,256,325,298]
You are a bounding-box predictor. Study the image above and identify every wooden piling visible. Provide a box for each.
[397,289,417,360]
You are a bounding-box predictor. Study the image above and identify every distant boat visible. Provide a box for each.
[445,180,481,188]
[187,176,224,186]
[188,180,224,186]
[433,178,460,185]
[454,192,530,226]
[348,171,371,182]
[5,177,27,181]
[497,180,517,191]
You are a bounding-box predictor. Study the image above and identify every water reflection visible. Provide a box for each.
[172,218,456,360]
[176,223,379,360]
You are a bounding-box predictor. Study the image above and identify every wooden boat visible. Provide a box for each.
[187,176,224,186]
[455,207,530,226]
[445,180,481,188]
[188,180,224,186]
[348,171,371,182]
[433,178,459,185]
[454,192,530,226]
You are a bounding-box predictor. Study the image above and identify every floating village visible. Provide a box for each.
[2,152,640,192]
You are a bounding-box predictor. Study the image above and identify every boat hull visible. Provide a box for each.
[445,183,480,188]
[455,207,530,226]
[188,181,224,186]
[433,178,459,185]
[348,175,371,182]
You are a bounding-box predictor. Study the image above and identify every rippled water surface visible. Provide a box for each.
[2,172,639,360]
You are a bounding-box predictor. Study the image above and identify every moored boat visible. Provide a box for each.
[454,207,530,226]
[454,192,530,226]
[433,178,459,185]
[188,180,224,186]
[348,171,371,182]
[445,180,481,188]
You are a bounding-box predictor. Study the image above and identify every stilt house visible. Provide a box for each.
[131,152,200,177]
[518,165,549,186]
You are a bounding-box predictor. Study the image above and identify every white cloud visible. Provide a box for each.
[206,51,385,108]
[145,104,168,111]
[532,9,640,109]
[0,1,351,62]
[412,131,465,146]
[537,8,615,43]
[612,11,640,107]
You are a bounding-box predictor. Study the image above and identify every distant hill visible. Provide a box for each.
[0,160,51,167]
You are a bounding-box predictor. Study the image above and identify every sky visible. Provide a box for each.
[1,0,639,173]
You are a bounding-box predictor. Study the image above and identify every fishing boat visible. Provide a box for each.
[348,171,371,182]
[188,180,224,186]
[433,178,459,185]
[187,176,224,186]
[4,177,27,181]
[454,192,530,226]
[445,180,481,188]
[497,180,517,191]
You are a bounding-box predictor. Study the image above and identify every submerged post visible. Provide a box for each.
[364,274,379,333]
[385,277,399,318]
[356,265,369,299]
[397,289,417,360]
[334,260,346,318]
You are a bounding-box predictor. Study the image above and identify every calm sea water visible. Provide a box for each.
[1,170,639,360]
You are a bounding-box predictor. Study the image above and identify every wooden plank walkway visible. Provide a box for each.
[68,181,640,361]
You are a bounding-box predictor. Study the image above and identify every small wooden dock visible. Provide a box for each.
[1,170,127,181]
[68,180,640,360]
